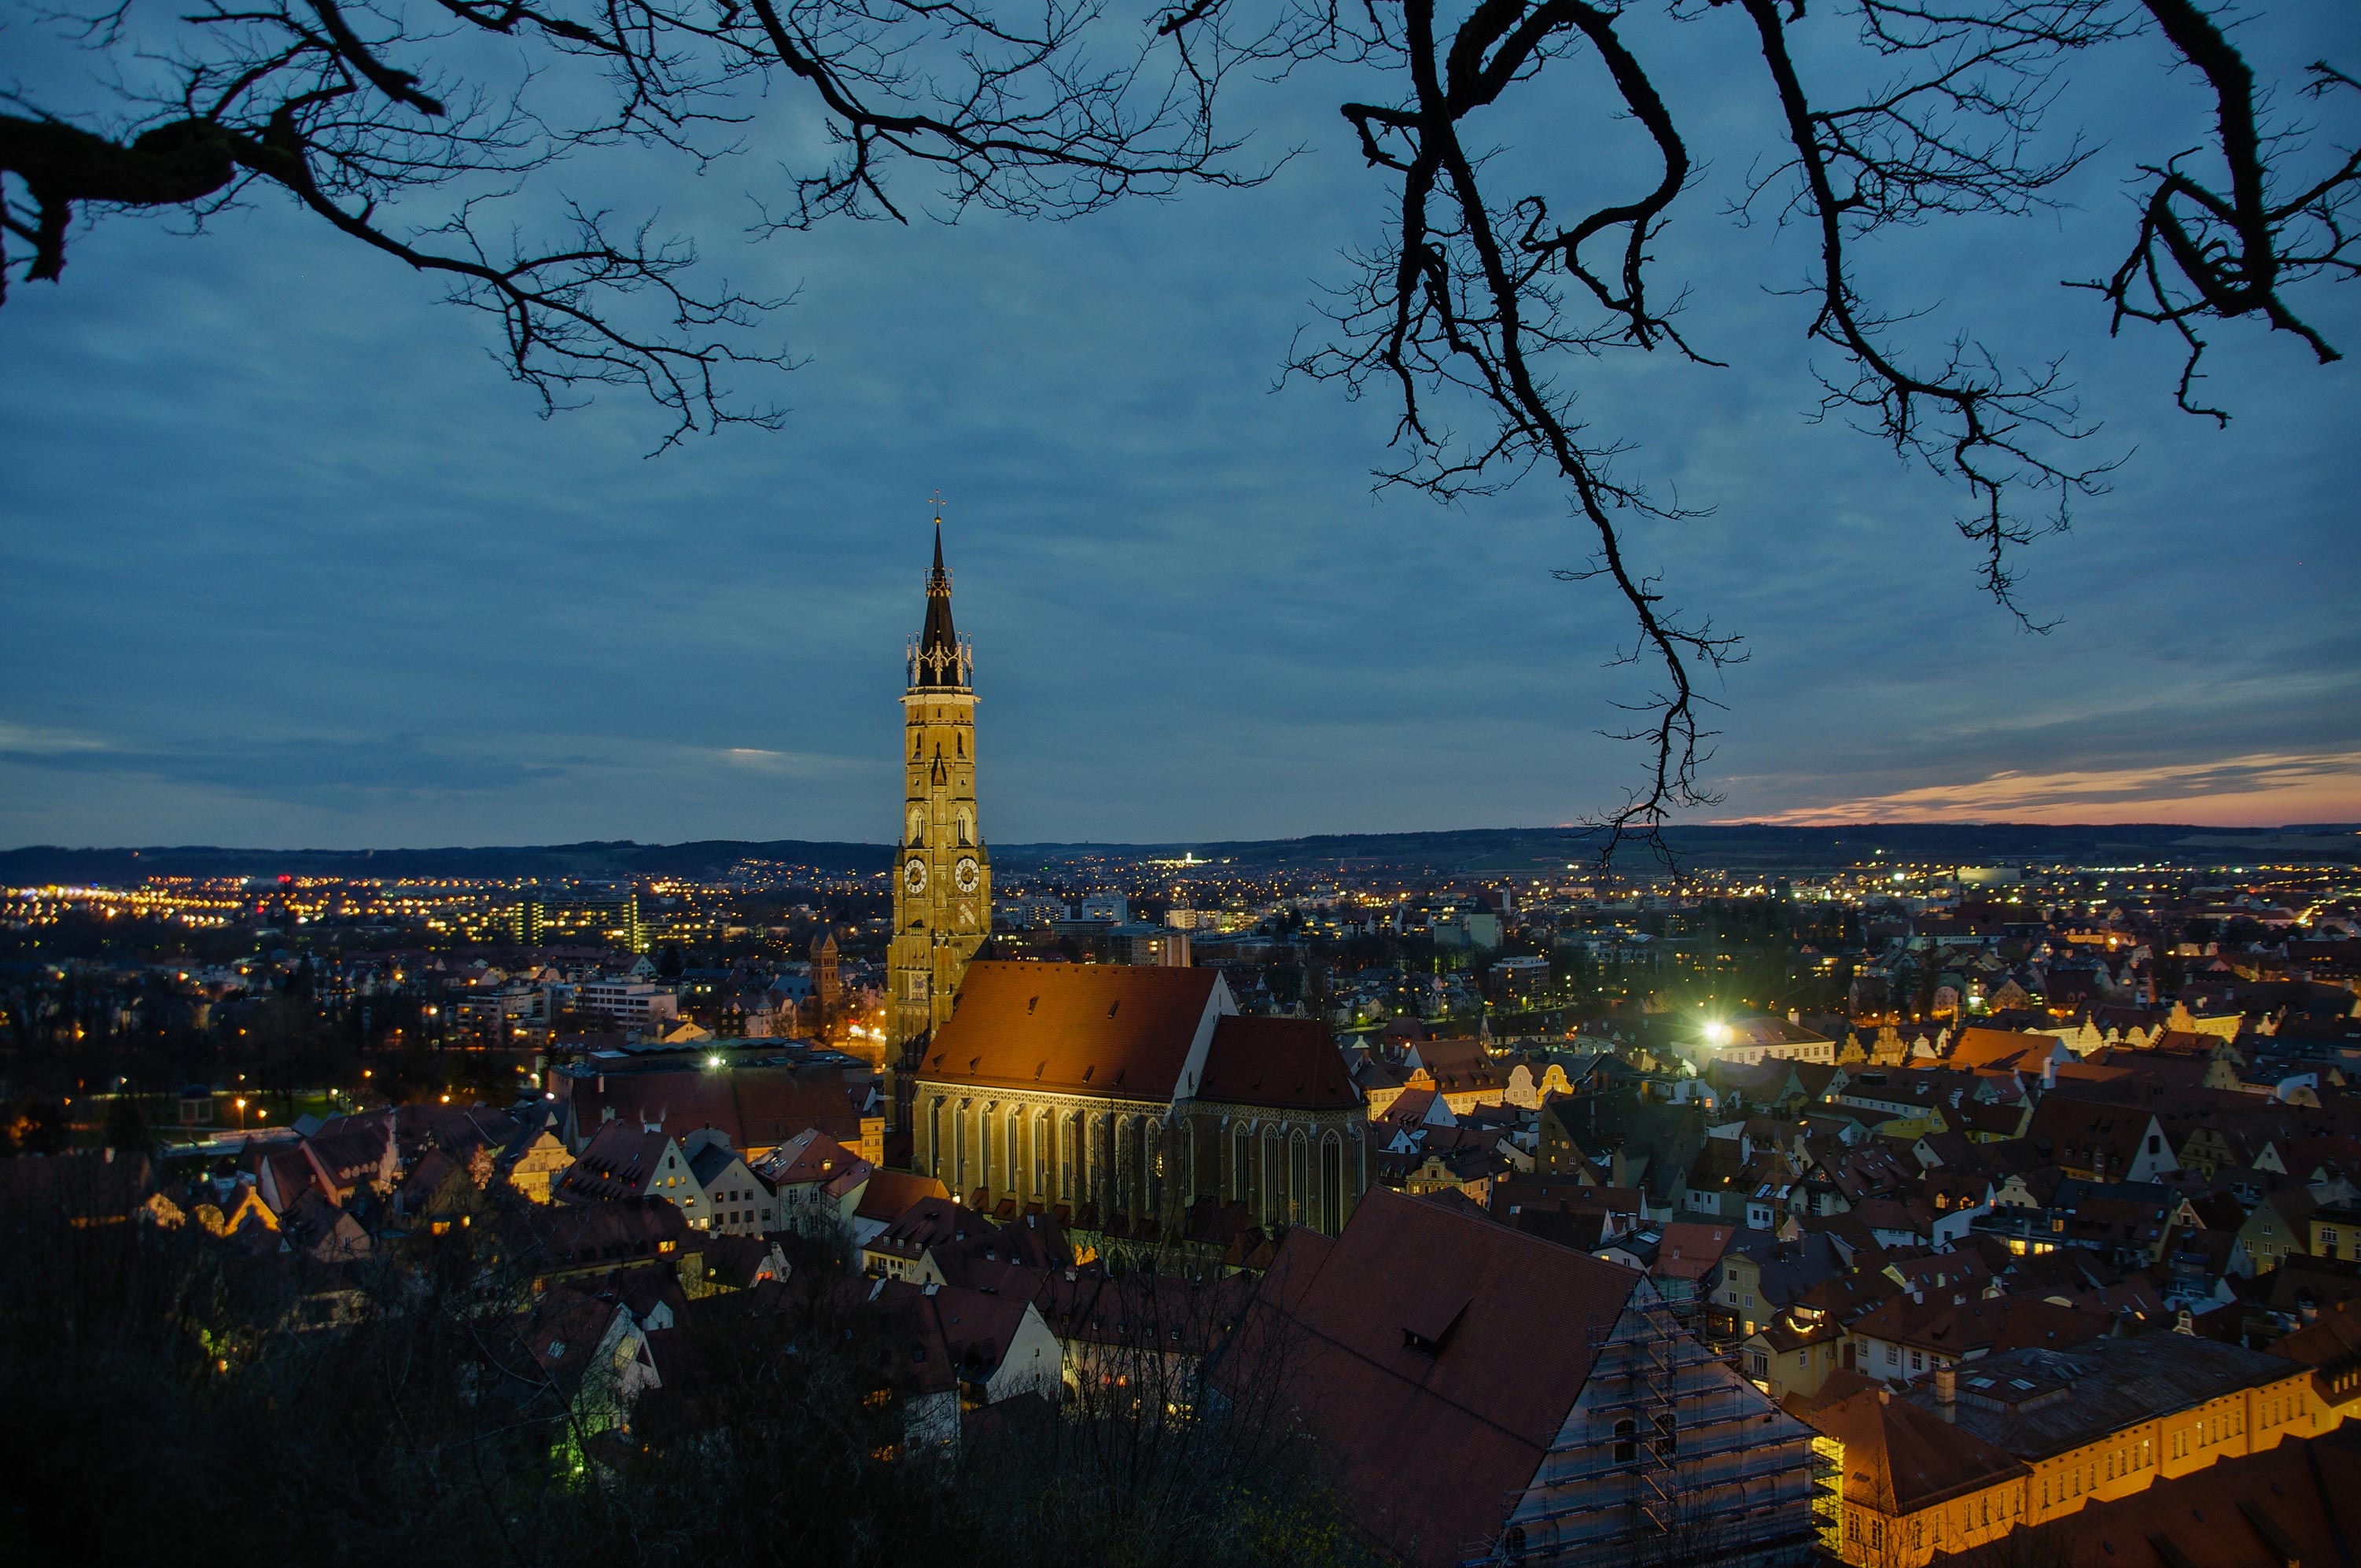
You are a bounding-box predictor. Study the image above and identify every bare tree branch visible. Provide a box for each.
[2,0,2350,842]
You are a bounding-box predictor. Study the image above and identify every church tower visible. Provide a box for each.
[888,521,991,1051]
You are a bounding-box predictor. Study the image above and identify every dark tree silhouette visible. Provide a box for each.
[5,0,2351,837]
[1257,0,2354,856]
[2,0,1256,446]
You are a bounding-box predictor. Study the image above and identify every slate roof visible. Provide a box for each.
[1907,1334,2307,1459]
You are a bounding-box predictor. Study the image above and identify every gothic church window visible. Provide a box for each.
[1320,1133,1344,1234]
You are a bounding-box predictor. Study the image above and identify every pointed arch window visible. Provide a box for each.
[1320,1132,1345,1234]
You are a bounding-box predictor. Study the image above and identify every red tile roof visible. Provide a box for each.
[875,1279,1039,1386]
[565,1062,871,1154]
[1195,1016,1360,1110]
[751,1128,866,1189]
[1405,1038,1508,1097]
[555,1121,674,1202]
[1223,1187,1641,1568]
[922,960,1222,1100]
[1939,1426,2361,1568]
[1654,1220,1739,1281]
[1946,1026,2063,1071]
[1799,1385,2026,1515]
[851,1168,950,1224]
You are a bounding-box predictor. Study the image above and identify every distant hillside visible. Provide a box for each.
[0,840,892,885]
[1000,822,2359,873]
[3,820,2353,885]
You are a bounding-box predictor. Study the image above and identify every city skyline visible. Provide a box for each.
[7,0,2361,1560]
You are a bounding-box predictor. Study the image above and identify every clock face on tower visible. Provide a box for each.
[954,856,982,893]
[903,857,928,894]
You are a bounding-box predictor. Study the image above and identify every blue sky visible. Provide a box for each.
[2,0,2356,848]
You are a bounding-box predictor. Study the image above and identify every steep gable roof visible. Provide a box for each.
[1405,1037,1507,1098]
[751,1127,867,1190]
[558,1121,676,1202]
[851,1168,949,1225]
[1223,1187,1641,1567]
[1194,1015,1360,1110]
[922,960,1225,1101]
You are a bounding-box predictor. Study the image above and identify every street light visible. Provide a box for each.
[234,1096,246,1132]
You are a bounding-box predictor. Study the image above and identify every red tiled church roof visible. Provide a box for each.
[1195,1015,1360,1110]
[922,961,1222,1101]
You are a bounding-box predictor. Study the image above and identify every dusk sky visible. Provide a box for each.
[4,0,2355,849]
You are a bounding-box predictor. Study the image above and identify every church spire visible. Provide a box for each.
[913,514,967,688]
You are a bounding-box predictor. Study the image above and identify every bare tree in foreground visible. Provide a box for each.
[4,0,2352,837]
[0,0,1256,447]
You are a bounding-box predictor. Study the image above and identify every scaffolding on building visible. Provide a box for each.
[1471,1292,1832,1567]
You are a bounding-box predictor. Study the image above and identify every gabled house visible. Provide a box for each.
[871,1278,1062,1410]
[685,1129,778,1237]
[1220,1187,1818,1567]
[2237,1185,2322,1276]
[2024,1096,2180,1183]
[553,1121,712,1227]
[751,1127,873,1246]
[847,1169,952,1272]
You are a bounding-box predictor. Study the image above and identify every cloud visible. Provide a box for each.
[1726,750,2361,827]
[2,0,2356,845]
[707,746,867,778]
[0,722,110,755]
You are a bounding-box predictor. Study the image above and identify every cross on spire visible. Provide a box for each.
[913,500,964,687]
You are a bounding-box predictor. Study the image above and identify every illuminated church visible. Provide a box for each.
[886,523,990,1051]
[886,525,1368,1244]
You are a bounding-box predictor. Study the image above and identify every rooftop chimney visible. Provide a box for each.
[1934,1364,1958,1421]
